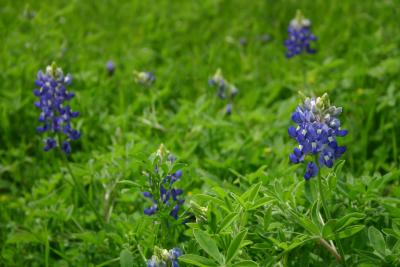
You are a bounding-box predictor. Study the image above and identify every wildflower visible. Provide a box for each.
[284,10,317,58]
[147,247,182,267]
[208,69,238,114]
[34,62,80,154]
[226,103,232,115]
[143,170,185,219]
[288,93,347,180]
[105,60,115,76]
[168,248,182,267]
[133,70,156,86]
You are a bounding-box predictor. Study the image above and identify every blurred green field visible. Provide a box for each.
[1,0,400,266]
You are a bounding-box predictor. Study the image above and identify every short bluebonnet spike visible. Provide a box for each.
[147,247,182,267]
[209,69,239,114]
[226,103,232,115]
[168,248,182,267]
[34,63,80,154]
[105,60,115,76]
[288,93,347,180]
[284,10,317,58]
[134,70,156,86]
[208,69,238,100]
[143,169,185,220]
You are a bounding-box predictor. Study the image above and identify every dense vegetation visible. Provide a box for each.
[1,1,399,266]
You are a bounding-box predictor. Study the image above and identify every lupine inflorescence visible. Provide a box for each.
[134,70,156,86]
[34,63,80,154]
[284,10,317,58]
[143,145,185,220]
[147,247,182,267]
[208,69,238,115]
[143,169,184,219]
[288,93,347,180]
[105,60,115,76]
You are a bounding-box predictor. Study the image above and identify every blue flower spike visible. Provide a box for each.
[284,10,317,58]
[133,70,156,86]
[143,145,185,220]
[147,247,183,267]
[288,93,347,180]
[208,69,238,114]
[105,60,115,76]
[34,62,80,154]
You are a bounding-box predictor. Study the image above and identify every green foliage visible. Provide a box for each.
[1,0,400,266]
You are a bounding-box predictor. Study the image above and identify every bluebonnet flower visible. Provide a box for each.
[143,170,184,219]
[288,93,347,180]
[147,247,182,267]
[34,63,80,154]
[105,60,115,76]
[208,69,238,114]
[284,10,317,58]
[168,248,182,267]
[226,103,232,115]
[134,70,156,86]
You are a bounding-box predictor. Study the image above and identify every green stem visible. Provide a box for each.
[300,57,307,92]
[59,146,104,227]
[316,161,347,266]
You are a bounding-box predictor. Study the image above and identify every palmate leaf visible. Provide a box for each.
[193,229,225,264]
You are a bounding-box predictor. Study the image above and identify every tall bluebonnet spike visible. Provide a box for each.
[105,60,115,76]
[284,10,317,58]
[288,93,347,180]
[34,63,80,154]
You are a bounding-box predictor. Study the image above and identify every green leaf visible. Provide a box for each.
[241,183,261,203]
[263,207,272,231]
[230,260,259,267]
[119,248,133,267]
[336,225,365,239]
[336,212,365,231]
[195,194,225,207]
[333,160,345,177]
[368,226,386,256]
[218,212,238,233]
[322,219,337,239]
[249,197,272,210]
[230,192,247,209]
[178,254,218,267]
[193,229,224,264]
[298,217,320,235]
[226,230,247,263]
[6,231,40,244]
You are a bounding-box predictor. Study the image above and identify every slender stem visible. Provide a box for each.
[59,147,104,227]
[300,57,307,92]
[317,238,341,262]
[316,160,347,266]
